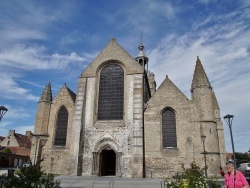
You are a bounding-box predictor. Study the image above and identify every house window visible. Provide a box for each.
[7,141,10,146]
[162,108,177,148]
[54,106,68,146]
[98,64,124,120]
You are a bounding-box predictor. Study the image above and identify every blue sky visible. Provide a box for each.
[0,0,249,153]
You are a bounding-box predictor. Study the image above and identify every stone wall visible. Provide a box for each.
[144,76,223,178]
[79,72,144,178]
[40,85,75,174]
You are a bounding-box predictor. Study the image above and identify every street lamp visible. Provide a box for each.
[0,106,8,121]
[224,114,236,167]
[201,135,208,178]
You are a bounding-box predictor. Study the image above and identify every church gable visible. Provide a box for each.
[52,84,76,106]
[146,75,189,110]
[47,84,75,147]
[81,38,144,78]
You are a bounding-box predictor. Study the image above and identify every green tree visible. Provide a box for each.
[235,152,250,163]
[166,163,221,188]
[1,148,12,153]
[3,161,60,188]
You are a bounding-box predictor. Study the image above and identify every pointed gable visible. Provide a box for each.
[82,38,144,77]
[191,56,211,91]
[0,130,31,148]
[154,75,188,101]
[39,81,52,103]
[53,83,76,103]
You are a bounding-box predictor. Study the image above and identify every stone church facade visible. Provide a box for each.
[31,38,226,178]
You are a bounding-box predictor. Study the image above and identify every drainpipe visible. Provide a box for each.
[142,73,146,178]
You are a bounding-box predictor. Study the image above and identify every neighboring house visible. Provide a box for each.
[0,136,4,143]
[31,38,226,178]
[0,130,32,168]
[0,130,32,148]
[226,153,233,161]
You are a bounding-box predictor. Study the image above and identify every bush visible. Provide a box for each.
[3,161,60,188]
[1,148,12,153]
[166,163,221,188]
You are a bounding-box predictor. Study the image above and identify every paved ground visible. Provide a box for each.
[0,169,225,188]
[54,176,166,188]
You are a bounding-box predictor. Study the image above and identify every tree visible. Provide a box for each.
[3,160,60,188]
[166,163,221,188]
[235,152,250,163]
[1,148,12,154]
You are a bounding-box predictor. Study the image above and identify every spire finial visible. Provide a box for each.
[140,33,143,45]
[197,56,201,62]
[138,33,144,51]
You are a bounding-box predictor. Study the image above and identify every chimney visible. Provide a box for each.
[8,130,15,137]
[25,131,32,138]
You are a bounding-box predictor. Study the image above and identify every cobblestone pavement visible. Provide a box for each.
[55,176,165,188]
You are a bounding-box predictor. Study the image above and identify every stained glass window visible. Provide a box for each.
[54,106,68,146]
[98,64,124,120]
[162,108,177,147]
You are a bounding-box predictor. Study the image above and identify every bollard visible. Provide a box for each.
[161,181,167,188]
[109,181,114,188]
[7,169,14,178]
[0,179,6,188]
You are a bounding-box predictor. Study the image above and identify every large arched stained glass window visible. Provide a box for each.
[98,64,124,120]
[162,108,177,148]
[54,106,68,146]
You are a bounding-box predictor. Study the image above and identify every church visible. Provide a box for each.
[31,38,226,178]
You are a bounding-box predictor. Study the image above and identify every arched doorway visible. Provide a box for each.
[99,149,116,176]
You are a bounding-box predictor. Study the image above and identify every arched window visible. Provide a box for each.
[54,106,68,146]
[162,108,177,148]
[98,64,124,120]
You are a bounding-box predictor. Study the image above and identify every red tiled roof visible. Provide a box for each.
[226,153,233,160]
[7,146,31,157]
[14,133,31,148]
[0,136,5,142]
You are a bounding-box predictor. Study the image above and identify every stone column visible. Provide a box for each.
[116,152,122,177]
[92,152,99,176]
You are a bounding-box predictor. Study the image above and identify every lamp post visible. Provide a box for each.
[224,114,236,167]
[0,106,8,121]
[201,135,208,178]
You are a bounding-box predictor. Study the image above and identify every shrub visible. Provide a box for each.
[166,163,221,188]
[3,161,60,188]
[1,148,12,153]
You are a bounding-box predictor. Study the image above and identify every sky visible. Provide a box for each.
[0,0,249,153]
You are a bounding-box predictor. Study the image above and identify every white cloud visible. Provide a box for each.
[15,125,34,135]
[0,45,87,71]
[0,44,90,101]
[0,124,34,137]
[1,105,33,120]
[197,0,218,4]
[0,28,47,41]
[0,74,39,101]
